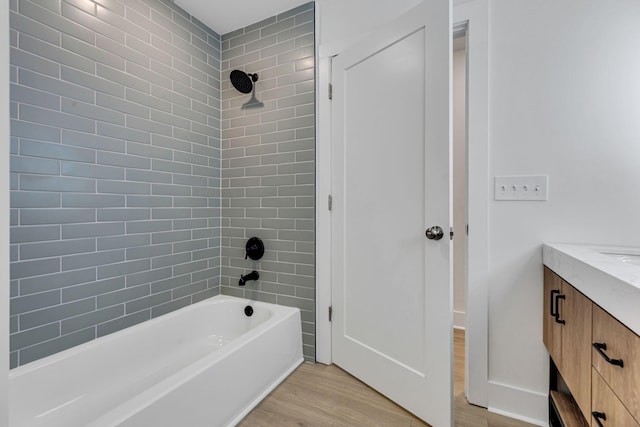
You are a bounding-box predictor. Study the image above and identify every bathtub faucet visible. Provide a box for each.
[239,270,259,286]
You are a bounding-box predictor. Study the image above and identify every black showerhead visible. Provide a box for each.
[230,70,258,94]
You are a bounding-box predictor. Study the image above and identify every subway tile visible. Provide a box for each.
[151,208,191,219]
[20,174,94,193]
[97,122,150,144]
[62,162,124,180]
[126,195,171,208]
[173,260,208,276]
[20,327,95,365]
[125,169,172,184]
[62,194,125,208]
[62,129,125,153]
[20,297,94,330]
[11,257,60,280]
[97,64,150,94]
[10,11,60,45]
[151,295,191,318]
[9,290,60,316]
[21,208,95,225]
[11,225,60,243]
[95,34,150,68]
[295,33,314,49]
[97,233,150,251]
[10,322,59,352]
[126,116,172,137]
[11,191,60,209]
[20,139,94,163]
[126,220,172,234]
[125,291,171,314]
[97,152,150,170]
[152,252,191,269]
[126,244,172,261]
[19,32,94,73]
[20,238,95,260]
[62,222,124,239]
[151,274,191,294]
[62,276,125,302]
[18,69,92,104]
[61,305,124,335]
[96,93,150,119]
[127,141,173,161]
[11,119,60,143]
[126,266,172,287]
[97,309,149,337]
[11,83,60,110]
[97,208,150,222]
[276,22,314,45]
[19,0,93,43]
[62,2,124,43]
[97,259,150,280]
[20,104,95,133]
[11,45,58,80]
[151,230,191,245]
[61,33,125,70]
[62,249,125,271]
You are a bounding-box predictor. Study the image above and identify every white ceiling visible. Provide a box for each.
[174,0,312,36]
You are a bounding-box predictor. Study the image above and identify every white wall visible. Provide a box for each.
[1,2,10,423]
[487,0,640,422]
[453,45,467,330]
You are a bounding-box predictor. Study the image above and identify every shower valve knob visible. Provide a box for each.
[425,226,444,240]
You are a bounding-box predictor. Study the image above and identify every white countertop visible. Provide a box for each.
[543,243,640,336]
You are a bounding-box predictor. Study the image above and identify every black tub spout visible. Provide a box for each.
[239,270,259,286]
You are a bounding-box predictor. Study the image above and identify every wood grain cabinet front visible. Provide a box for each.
[591,368,640,427]
[543,267,592,421]
[592,304,640,423]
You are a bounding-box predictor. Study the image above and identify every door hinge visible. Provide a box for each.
[328,195,333,211]
[329,306,333,322]
[466,224,469,236]
[328,83,333,100]
[450,227,454,240]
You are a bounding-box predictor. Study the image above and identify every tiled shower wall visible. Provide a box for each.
[220,2,316,361]
[9,0,221,367]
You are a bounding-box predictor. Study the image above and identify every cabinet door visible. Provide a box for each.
[543,267,562,363]
[592,368,640,427]
[592,304,640,422]
[560,282,592,422]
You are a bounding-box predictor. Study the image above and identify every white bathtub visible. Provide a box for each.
[9,295,303,427]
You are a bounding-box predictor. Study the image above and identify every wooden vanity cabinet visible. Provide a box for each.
[545,266,640,427]
[543,267,592,422]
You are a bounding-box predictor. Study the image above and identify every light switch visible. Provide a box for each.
[494,175,548,201]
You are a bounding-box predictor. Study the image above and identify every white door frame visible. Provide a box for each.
[314,0,489,408]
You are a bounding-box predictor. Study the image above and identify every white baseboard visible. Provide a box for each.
[488,381,548,427]
[453,310,466,330]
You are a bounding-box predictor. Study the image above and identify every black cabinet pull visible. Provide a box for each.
[554,294,565,324]
[592,411,606,427]
[593,343,624,368]
[550,289,560,317]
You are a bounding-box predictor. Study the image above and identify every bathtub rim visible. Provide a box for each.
[9,294,299,378]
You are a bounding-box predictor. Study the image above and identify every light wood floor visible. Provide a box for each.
[238,330,535,426]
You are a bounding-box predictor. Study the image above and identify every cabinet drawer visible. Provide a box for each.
[592,368,639,427]
[592,304,640,422]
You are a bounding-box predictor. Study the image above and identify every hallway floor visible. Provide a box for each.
[238,330,536,426]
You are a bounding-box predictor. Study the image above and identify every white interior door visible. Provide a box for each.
[330,2,452,426]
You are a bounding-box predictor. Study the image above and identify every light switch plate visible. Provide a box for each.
[494,175,548,201]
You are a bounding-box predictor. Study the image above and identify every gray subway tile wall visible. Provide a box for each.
[220,2,316,361]
[10,0,222,367]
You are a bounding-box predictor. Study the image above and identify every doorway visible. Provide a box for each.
[315,0,491,415]
[453,27,468,400]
